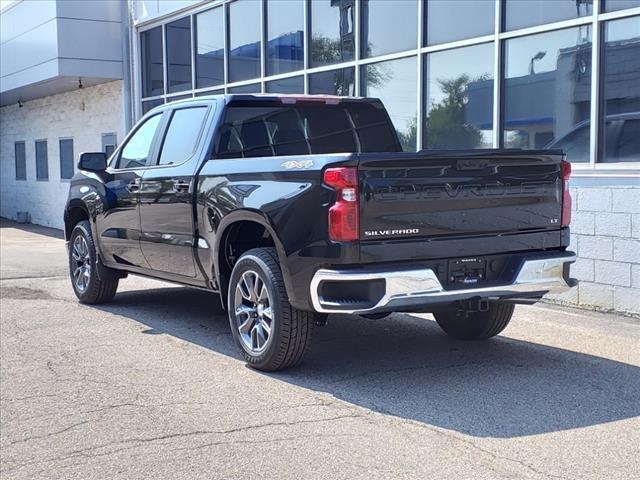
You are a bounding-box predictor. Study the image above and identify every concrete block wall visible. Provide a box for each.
[0,81,124,229]
[547,185,640,316]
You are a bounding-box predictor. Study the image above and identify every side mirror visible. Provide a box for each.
[78,152,107,172]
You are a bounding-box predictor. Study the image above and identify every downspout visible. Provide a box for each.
[120,0,133,132]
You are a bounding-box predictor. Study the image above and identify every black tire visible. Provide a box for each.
[227,247,314,372]
[433,302,515,340]
[68,220,119,304]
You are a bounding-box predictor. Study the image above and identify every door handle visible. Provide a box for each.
[172,179,190,193]
[126,178,141,193]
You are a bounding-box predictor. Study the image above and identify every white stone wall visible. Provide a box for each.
[0,81,124,229]
[548,185,640,315]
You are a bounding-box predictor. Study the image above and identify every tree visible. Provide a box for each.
[310,34,391,94]
[425,74,485,150]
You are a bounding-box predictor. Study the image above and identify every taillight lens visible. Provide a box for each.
[561,159,572,227]
[324,167,359,242]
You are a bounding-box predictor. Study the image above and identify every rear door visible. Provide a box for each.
[358,151,564,241]
[138,105,210,277]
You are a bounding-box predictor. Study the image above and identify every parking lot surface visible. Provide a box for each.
[1,219,639,480]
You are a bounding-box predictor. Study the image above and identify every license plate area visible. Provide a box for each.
[448,257,487,286]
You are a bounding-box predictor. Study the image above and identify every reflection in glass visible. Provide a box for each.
[166,95,192,103]
[426,0,494,45]
[503,28,592,162]
[229,83,262,93]
[506,0,592,31]
[604,0,640,12]
[601,17,640,162]
[229,0,261,82]
[362,56,417,151]
[141,27,164,97]
[424,43,494,150]
[266,0,304,75]
[361,0,417,58]
[196,89,224,97]
[309,68,355,95]
[196,8,224,89]
[159,108,209,166]
[266,76,304,94]
[166,18,192,93]
[311,0,354,67]
[142,98,163,114]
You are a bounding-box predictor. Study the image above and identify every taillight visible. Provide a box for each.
[324,167,359,242]
[561,159,572,227]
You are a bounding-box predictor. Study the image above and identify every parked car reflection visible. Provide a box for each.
[547,112,640,163]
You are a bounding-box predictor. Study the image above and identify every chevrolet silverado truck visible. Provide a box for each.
[64,94,577,371]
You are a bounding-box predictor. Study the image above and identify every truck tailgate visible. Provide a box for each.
[358,151,564,241]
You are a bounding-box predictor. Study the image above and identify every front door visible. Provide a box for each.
[139,106,210,277]
[97,113,164,268]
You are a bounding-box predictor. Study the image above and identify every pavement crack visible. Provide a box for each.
[4,420,91,447]
[2,393,58,402]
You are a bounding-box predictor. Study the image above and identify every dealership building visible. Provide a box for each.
[1,0,639,314]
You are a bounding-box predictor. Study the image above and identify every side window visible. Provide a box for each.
[116,114,162,169]
[158,107,208,166]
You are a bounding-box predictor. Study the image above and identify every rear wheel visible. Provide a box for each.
[434,302,514,340]
[68,221,119,304]
[228,247,314,372]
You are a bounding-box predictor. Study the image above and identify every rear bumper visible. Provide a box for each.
[310,252,577,314]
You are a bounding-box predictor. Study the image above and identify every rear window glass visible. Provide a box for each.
[215,102,399,159]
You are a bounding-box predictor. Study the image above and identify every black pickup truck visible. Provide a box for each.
[65,94,576,371]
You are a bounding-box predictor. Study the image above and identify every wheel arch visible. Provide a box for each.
[213,210,293,310]
[64,200,91,241]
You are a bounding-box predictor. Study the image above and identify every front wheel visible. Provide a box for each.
[68,220,119,304]
[228,248,314,372]
[433,302,515,340]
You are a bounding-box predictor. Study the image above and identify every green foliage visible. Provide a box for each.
[425,74,484,150]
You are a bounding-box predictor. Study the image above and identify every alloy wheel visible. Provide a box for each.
[233,270,273,353]
[71,235,91,293]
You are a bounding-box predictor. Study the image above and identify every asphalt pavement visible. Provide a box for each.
[1,218,639,480]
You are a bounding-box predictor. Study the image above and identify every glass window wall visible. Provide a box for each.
[601,16,640,162]
[311,0,354,67]
[503,27,592,162]
[309,67,355,95]
[141,27,164,97]
[166,17,192,93]
[266,76,304,94]
[362,56,417,151]
[137,1,639,167]
[506,0,592,31]
[424,43,494,150]
[266,0,304,75]
[361,0,417,58]
[229,0,261,82]
[426,0,494,45]
[195,8,224,89]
